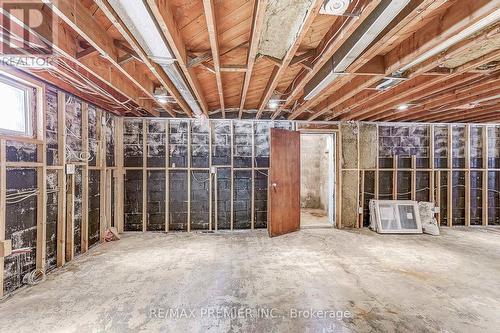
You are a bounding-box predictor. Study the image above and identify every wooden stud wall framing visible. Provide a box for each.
[356,122,500,228]
[56,91,66,267]
[81,102,89,253]
[0,69,119,297]
[115,117,124,233]
[142,119,147,233]
[74,117,500,235]
[0,71,48,296]
[0,140,6,298]
[35,84,47,272]
[465,125,471,226]
[447,124,453,227]
[482,127,488,226]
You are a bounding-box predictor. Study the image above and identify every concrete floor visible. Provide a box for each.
[1,228,499,332]
[301,208,331,227]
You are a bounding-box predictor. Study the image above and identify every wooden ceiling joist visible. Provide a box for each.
[279,0,383,120]
[2,0,497,122]
[369,49,500,121]
[94,0,193,117]
[287,0,443,120]
[202,0,225,117]
[45,0,164,116]
[147,0,209,117]
[238,0,268,118]
[349,73,482,121]
[255,0,324,119]
[0,3,160,116]
[76,46,99,61]
[316,0,500,122]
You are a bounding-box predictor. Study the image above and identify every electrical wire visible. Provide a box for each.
[22,268,45,286]
[191,171,210,183]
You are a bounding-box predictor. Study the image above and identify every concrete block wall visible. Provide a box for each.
[122,119,295,231]
[147,171,166,232]
[300,135,328,210]
[4,169,37,294]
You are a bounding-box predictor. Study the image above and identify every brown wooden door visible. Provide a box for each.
[268,128,301,237]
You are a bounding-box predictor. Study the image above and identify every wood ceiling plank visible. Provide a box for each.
[203,0,225,116]
[94,0,193,117]
[147,0,209,117]
[256,0,324,119]
[238,0,268,118]
[278,0,383,119]
[0,4,158,116]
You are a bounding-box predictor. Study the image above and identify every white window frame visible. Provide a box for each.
[371,200,423,234]
[0,75,34,137]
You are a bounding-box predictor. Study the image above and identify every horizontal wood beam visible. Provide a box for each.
[43,0,164,116]
[257,0,324,119]
[203,0,225,116]
[0,7,158,116]
[278,0,383,116]
[95,0,192,117]
[239,0,268,118]
[147,0,209,116]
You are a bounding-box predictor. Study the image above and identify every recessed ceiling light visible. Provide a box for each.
[397,104,409,111]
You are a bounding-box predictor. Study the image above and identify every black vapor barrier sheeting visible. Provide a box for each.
[121,119,299,232]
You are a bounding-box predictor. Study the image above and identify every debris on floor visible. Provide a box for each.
[418,202,440,236]
[104,227,121,242]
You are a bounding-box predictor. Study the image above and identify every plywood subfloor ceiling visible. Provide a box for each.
[2,0,499,123]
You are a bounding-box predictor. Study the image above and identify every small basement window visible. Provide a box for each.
[0,76,33,136]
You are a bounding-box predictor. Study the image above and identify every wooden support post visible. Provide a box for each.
[65,173,75,262]
[375,125,379,200]
[81,103,89,252]
[187,121,191,232]
[429,125,435,203]
[436,170,441,223]
[99,111,106,240]
[115,117,124,233]
[142,119,147,232]
[230,120,234,231]
[0,140,7,297]
[447,124,453,227]
[411,155,416,201]
[393,156,398,200]
[251,121,255,230]
[105,170,112,231]
[35,84,47,272]
[56,91,66,267]
[208,121,213,231]
[359,171,365,229]
[483,126,488,226]
[165,120,169,233]
[465,125,471,226]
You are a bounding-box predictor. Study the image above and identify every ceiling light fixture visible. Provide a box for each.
[320,0,351,16]
[397,104,409,111]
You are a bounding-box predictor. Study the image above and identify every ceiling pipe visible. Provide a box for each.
[108,0,204,117]
[303,0,411,101]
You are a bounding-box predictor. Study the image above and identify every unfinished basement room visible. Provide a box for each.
[0,0,500,332]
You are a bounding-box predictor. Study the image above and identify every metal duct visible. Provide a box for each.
[108,0,203,117]
[303,0,411,100]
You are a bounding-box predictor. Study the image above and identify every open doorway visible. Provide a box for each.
[300,133,335,228]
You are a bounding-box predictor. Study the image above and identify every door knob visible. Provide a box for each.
[272,183,278,191]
